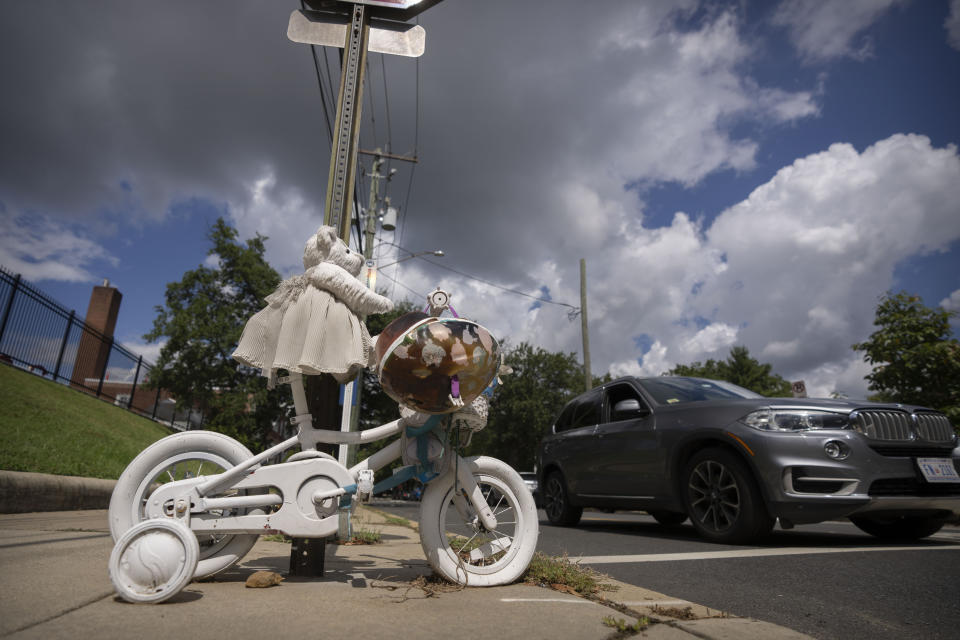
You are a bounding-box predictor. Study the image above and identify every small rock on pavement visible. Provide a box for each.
[245,571,284,588]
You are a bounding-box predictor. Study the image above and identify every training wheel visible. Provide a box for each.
[109,518,199,604]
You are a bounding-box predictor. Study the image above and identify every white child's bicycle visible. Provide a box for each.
[107,291,539,603]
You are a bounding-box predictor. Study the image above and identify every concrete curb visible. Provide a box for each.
[0,470,115,513]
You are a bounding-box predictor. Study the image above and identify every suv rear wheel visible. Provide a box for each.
[543,471,582,526]
[683,447,773,544]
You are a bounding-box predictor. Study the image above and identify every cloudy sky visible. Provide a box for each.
[2,0,959,398]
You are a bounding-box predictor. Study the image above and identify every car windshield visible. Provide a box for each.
[638,377,762,405]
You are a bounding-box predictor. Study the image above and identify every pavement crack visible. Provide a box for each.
[0,532,110,549]
[0,590,114,638]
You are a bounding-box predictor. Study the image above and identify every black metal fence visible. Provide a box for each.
[0,266,201,429]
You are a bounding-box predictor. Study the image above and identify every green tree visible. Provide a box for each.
[468,342,603,470]
[667,346,792,397]
[144,218,282,450]
[853,291,960,423]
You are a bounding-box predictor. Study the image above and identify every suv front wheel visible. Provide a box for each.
[543,471,582,526]
[683,447,773,544]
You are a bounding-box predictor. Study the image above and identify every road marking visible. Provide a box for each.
[500,598,596,604]
[576,544,960,564]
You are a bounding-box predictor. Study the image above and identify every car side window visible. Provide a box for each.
[569,390,602,430]
[604,383,649,423]
[552,403,575,433]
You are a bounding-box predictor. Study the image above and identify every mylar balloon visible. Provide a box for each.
[376,312,501,414]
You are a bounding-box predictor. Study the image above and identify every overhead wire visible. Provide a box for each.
[415,256,580,314]
[300,1,333,143]
[365,59,379,148]
[375,267,426,301]
[392,28,421,297]
[380,54,394,157]
[308,47,334,144]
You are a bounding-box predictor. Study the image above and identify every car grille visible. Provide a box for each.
[915,412,956,442]
[852,410,913,440]
[851,409,957,443]
[868,477,960,497]
[869,445,957,458]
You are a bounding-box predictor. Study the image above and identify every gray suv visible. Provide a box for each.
[536,376,960,543]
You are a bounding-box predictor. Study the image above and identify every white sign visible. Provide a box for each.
[342,0,424,8]
[288,10,426,58]
[791,380,807,398]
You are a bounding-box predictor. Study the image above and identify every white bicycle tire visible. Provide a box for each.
[419,456,539,586]
[109,430,259,578]
[109,518,199,603]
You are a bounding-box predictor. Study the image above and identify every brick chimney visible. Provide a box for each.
[71,280,123,391]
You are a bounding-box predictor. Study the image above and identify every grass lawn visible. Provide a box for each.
[0,364,173,479]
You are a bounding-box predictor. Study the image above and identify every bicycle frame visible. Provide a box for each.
[142,371,497,538]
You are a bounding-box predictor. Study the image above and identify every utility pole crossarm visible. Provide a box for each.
[359,148,418,163]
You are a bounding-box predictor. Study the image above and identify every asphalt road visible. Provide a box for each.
[375,501,960,640]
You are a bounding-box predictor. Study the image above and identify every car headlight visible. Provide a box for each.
[741,408,850,432]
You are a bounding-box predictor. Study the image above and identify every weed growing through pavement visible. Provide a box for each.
[601,615,649,636]
[262,533,291,543]
[341,527,382,545]
[651,605,696,619]
[383,514,415,529]
[522,552,617,596]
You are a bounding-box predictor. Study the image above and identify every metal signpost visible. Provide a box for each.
[285,0,436,565]
[289,0,431,238]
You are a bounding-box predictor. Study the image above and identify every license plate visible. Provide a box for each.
[917,458,960,483]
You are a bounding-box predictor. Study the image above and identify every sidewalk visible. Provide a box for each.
[0,506,813,640]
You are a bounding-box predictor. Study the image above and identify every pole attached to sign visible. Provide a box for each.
[323,3,369,241]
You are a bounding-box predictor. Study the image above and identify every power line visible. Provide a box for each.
[376,267,426,301]
[300,1,333,144]
[308,46,333,144]
[365,59,379,146]
[396,34,420,262]
[389,254,580,314]
[380,54,393,154]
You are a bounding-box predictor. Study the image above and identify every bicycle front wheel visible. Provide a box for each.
[419,456,539,586]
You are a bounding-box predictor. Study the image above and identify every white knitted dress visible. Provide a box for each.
[233,263,393,383]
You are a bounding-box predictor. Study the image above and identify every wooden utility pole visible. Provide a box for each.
[580,258,591,392]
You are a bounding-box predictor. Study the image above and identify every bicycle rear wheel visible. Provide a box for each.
[109,431,260,578]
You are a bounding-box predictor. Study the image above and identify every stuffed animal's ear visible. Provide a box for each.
[315,226,337,253]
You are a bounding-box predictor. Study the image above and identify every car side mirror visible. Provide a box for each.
[613,399,649,420]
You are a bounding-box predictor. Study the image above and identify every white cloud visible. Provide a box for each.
[800,355,874,399]
[941,289,960,331]
[771,0,908,62]
[118,338,166,366]
[947,0,960,51]
[546,5,821,193]
[225,169,325,277]
[0,208,116,282]
[941,289,960,313]
[498,134,960,398]
[682,323,739,356]
[692,133,960,391]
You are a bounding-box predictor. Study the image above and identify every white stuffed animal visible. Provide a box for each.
[233,226,393,383]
